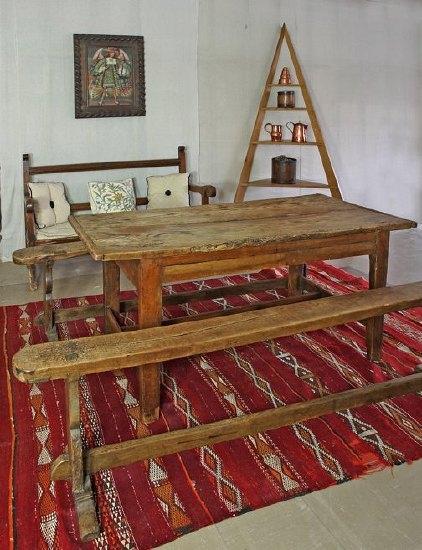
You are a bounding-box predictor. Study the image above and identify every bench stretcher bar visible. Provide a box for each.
[52,370,422,481]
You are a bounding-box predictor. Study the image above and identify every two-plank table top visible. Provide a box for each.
[69,194,416,262]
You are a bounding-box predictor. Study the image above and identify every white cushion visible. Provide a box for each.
[146,173,190,210]
[88,178,136,214]
[35,221,77,240]
[29,182,56,228]
[29,182,71,228]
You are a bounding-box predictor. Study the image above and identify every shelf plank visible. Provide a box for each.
[268,84,301,88]
[253,140,318,146]
[262,107,307,111]
[242,179,329,189]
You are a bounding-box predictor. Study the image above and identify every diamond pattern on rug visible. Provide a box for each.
[3,262,422,549]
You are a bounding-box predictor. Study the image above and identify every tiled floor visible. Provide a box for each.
[1,227,421,549]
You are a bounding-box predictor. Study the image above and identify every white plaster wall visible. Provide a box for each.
[198,0,422,223]
[1,0,421,262]
[0,0,199,260]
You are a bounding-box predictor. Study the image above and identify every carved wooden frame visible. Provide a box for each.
[74,34,145,118]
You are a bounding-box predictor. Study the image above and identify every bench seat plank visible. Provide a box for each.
[13,281,422,383]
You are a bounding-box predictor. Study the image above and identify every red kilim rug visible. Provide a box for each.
[1,262,422,549]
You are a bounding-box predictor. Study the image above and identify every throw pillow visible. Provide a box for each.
[28,182,55,228]
[48,182,71,224]
[88,178,136,214]
[146,173,189,210]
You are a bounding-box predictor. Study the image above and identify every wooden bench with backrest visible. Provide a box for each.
[19,145,216,284]
[14,146,216,335]
[13,281,422,542]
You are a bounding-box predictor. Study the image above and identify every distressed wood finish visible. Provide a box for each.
[18,147,216,333]
[69,195,415,262]
[234,24,286,202]
[13,241,88,265]
[367,231,390,361]
[23,146,215,251]
[105,307,122,333]
[138,291,320,327]
[20,147,216,297]
[162,236,373,283]
[103,261,120,333]
[35,276,294,326]
[284,26,341,199]
[52,371,422,480]
[13,281,422,383]
[68,194,416,423]
[234,24,342,202]
[14,280,422,540]
[288,264,304,296]
[42,259,56,340]
[66,378,100,541]
[164,276,289,305]
[137,260,163,423]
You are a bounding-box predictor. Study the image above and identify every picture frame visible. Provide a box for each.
[73,34,145,118]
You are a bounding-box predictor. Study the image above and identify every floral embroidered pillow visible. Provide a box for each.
[88,178,136,214]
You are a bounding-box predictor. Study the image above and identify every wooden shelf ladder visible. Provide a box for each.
[234,23,342,202]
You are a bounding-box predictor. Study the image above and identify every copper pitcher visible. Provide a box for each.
[264,123,283,142]
[278,67,291,85]
[286,121,308,143]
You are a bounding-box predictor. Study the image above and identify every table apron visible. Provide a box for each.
[115,234,376,287]
[163,239,375,284]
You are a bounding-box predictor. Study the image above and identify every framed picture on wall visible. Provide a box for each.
[74,34,145,118]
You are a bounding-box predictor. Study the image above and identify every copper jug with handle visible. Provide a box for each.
[286,122,308,143]
[264,123,283,142]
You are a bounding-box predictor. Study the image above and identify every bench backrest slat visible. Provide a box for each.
[28,157,182,175]
[13,281,422,383]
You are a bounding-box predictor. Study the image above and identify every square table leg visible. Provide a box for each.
[288,264,305,296]
[137,259,163,424]
[103,261,120,333]
[366,231,389,361]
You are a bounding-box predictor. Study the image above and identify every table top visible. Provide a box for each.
[69,194,416,262]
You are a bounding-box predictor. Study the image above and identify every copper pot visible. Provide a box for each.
[271,156,296,184]
[286,121,308,143]
[277,91,295,108]
[264,123,283,142]
[278,67,291,85]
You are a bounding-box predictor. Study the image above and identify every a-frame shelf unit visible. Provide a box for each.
[234,23,342,202]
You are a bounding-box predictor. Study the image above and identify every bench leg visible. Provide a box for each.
[288,264,305,296]
[67,377,100,542]
[28,265,38,291]
[42,260,57,340]
[103,261,120,333]
[138,259,163,424]
[366,231,389,362]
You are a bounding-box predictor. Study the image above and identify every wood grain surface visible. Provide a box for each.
[13,281,422,383]
[70,195,416,261]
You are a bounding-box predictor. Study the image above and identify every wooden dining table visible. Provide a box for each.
[70,194,416,423]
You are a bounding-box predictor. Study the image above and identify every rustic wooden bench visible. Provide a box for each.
[13,281,422,542]
[13,241,311,340]
[13,241,89,337]
[16,146,216,335]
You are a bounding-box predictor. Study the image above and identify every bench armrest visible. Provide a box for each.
[188,183,217,205]
[13,241,88,266]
